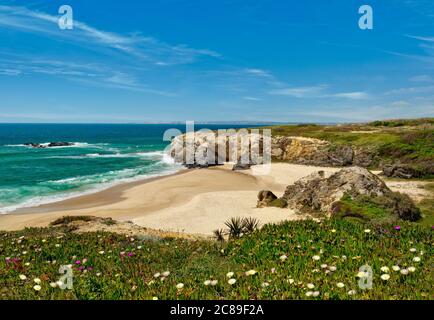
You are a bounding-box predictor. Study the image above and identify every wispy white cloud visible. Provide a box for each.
[244,68,273,78]
[0,55,176,96]
[269,85,369,100]
[242,96,262,101]
[409,75,433,82]
[269,85,327,98]
[385,85,434,95]
[0,5,220,66]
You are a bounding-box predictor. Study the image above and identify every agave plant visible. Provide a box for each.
[225,217,244,239]
[242,217,260,233]
[213,229,226,242]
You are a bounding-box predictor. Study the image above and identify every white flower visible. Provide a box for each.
[307,283,315,289]
[261,282,270,288]
[204,280,211,286]
[228,278,236,285]
[211,280,218,286]
[364,229,371,233]
[162,271,170,277]
[380,266,390,273]
[279,255,288,261]
[25,262,30,266]
[176,283,184,289]
[312,255,320,261]
[312,291,320,297]
[137,246,142,249]
[305,291,313,297]
[245,270,257,276]
[271,268,276,273]
[33,278,41,284]
[400,269,409,275]
[49,282,57,288]
[99,251,105,255]
[320,264,328,269]
[19,274,27,280]
[380,274,390,281]
[331,229,336,233]
[55,244,61,248]
[33,285,41,291]
[226,272,234,278]
[337,282,345,288]
[348,290,357,295]
[329,266,337,272]
[413,257,421,262]
[392,265,400,271]
[287,279,294,284]
[408,266,416,272]
[152,297,158,300]
[357,271,367,278]
[409,248,417,253]
[153,272,161,278]
[96,273,101,277]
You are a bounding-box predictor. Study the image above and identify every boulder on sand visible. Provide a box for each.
[257,190,278,208]
[261,167,421,221]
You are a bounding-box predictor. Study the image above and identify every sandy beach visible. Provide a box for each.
[0,163,340,235]
[0,162,428,235]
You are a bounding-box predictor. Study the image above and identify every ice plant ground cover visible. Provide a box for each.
[0,219,432,300]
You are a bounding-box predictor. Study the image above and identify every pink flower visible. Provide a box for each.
[75,260,81,265]
[128,252,134,257]
[394,226,401,231]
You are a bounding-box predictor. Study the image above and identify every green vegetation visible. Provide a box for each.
[419,183,434,227]
[332,193,421,223]
[263,118,434,178]
[1,219,432,300]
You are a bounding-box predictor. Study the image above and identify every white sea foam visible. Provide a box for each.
[45,150,167,160]
[0,163,182,214]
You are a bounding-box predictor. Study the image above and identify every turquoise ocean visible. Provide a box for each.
[0,123,249,214]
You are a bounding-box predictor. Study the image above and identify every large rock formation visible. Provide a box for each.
[282,167,390,213]
[271,136,355,167]
[170,131,266,168]
[169,132,363,168]
[258,167,421,221]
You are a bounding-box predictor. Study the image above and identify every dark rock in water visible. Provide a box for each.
[47,142,74,147]
[232,163,251,171]
[24,142,74,149]
[257,190,278,208]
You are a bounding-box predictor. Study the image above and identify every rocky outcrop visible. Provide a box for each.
[257,190,278,208]
[25,142,75,148]
[381,163,418,179]
[259,167,421,221]
[272,136,359,167]
[170,132,265,167]
[169,132,378,169]
[282,167,389,213]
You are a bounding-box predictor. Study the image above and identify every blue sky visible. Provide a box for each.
[0,0,433,123]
